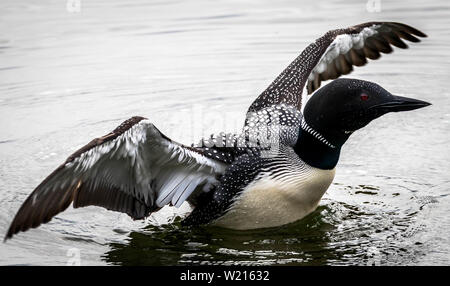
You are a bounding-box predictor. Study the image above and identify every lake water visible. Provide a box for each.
[0,0,449,265]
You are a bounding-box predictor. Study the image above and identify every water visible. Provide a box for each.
[0,0,449,265]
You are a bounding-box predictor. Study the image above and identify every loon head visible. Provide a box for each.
[296,78,430,169]
[303,78,431,147]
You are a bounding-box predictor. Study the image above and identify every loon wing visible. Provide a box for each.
[247,22,426,113]
[5,117,226,240]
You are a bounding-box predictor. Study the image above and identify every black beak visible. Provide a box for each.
[370,95,431,113]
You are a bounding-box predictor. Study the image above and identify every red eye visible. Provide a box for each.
[360,93,369,101]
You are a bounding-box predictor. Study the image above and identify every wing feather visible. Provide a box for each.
[306,22,426,94]
[247,22,426,113]
[5,116,226,240]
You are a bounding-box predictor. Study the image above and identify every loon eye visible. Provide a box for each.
[360,93,369,101]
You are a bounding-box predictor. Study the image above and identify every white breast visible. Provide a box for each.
[212,166,335,230]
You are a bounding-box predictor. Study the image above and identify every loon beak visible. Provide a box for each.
[370,95,431,113]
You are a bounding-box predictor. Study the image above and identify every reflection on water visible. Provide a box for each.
[0,0,449,265]
[105,209,336,266]
[103,195,427,266]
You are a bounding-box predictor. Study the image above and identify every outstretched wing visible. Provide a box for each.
[5,116,227,240]
[247,22,426,113]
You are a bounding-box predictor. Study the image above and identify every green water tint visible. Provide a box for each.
[103,200,425,266]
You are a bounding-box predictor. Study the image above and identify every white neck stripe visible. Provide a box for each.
[301,120,336,149]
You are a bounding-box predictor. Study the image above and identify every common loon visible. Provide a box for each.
[5,22,430,240]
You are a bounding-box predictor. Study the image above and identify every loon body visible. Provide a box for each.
[212,160,335,229]
[5,22,430,240]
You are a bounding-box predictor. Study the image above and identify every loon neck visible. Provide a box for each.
[294,121,348,170]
